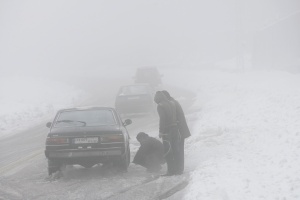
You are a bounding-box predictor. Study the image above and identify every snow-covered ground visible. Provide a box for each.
[162,69,300,200]
[1,68,300,199]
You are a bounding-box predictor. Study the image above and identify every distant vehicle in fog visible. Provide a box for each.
[133,67,163,88]
[44,107,132,175]
[115,84,156,115]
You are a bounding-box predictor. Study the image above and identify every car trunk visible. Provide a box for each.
[46,126,125,152]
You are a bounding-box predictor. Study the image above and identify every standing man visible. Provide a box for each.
[162,90,191,175]
[154,91,181,176]
[132,132,165,173]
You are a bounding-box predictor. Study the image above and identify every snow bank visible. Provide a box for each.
[163,69,300,200]
[0,75,88,139]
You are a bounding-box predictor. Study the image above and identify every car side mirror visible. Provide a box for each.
[46,122,52,128]
[123,119,132,126]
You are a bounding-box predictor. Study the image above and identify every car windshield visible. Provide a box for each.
[119,85,148,95]
[54,109,116,127]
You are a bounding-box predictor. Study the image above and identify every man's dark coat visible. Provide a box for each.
[132,136,165,170]
[161,90,191,174]
[170,97,191,139]
[154,91,178,135]
[154,91,181,175]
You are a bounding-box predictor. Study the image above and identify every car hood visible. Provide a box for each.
[48,125,122,137]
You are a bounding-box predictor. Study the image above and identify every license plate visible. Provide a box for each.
[73,137,98,144]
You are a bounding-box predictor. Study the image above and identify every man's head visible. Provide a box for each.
[136,132,149,143]
[154,91,167,104]
[161,90,171,100]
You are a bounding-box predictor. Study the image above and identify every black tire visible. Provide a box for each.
[48,159,61,176]
[117,148,130,171]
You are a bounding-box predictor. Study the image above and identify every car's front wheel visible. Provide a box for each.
[48,159,62,176]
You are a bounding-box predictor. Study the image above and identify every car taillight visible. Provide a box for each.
[46,137,69,145]
[101,135,124,143]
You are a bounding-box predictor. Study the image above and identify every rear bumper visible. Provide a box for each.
[45,149,126,165]
[47,150,122,158]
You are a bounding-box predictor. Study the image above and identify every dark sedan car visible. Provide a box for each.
[115,84,156,115]
[44,107,132,175]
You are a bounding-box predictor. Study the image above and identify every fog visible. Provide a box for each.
[1,2,300,199]
[1,0,299,78]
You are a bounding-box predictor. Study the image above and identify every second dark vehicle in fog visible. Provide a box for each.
[133,67,163,88]
[45,107,132,175]
[115,84,156,115]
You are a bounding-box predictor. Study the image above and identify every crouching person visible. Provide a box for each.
[132,132,165,173]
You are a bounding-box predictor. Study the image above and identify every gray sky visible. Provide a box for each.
[0,0,299,74]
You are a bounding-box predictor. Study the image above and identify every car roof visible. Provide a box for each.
[57,106,116,113]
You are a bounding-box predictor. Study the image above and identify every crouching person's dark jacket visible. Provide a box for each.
[133,136,165,168]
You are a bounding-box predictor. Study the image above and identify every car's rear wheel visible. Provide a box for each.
[48,159,62,176]
[115,148,130,171]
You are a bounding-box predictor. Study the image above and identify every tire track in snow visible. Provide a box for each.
[105,174,190,200]
[0,149,43,176]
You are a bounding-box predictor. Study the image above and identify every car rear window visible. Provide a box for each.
[120,85,148,95]
[54,109,116,127]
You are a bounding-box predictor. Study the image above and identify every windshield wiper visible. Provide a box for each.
[56,120,86,126]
